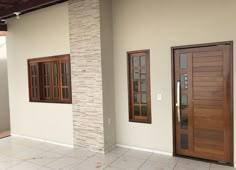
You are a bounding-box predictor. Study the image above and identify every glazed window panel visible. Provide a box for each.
[128,50,151,123]
[60,60,71,102]
[52,61,60,100]
[41,62,51,100]
[29,63,40,100]
[28,54,71,103]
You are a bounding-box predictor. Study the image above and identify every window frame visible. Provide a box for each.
[27,54,72,104]
[127,49,152,123]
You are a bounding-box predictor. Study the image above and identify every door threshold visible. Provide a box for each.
[175,154,233,167]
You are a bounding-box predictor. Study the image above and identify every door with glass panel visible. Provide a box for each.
[173,42,233,164]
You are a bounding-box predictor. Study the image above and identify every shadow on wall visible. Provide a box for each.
[0,34,11,138]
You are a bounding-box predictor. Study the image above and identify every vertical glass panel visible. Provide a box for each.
[133,69,139,80]
[141,69,146,80]
[141,81,146,92]
[45,64,48,74]
[47,88,50,97]
[61,63,65,74]
[132,57,139,67]
[62,75,65,86]
[181,94,188,109]
[44,77,46,86]
[62,88,69,99]
[35,78,38,86]
[35,88,38,98]
[66,89,69,98]
[64,74,68,86]
[34,66,37,75]
[32,88,35,98]
[46,65,48,74]
[31,66,34,75]
[141,106,147,116]
[63,88,66,98]
[62,88,65,98]
[54,88,58,98]
[140,56,146,67]
[44,88,47,97]
[34,77,36,87]
[134,94,139,104]
[180,74,188,90]
[67,89,70,98]
[54,76,58,86]
[32,78,34,86]
[181,115,188,129]
[54,63,57,74]
[134,106,140,116]
[66,62,69,74]
[133,81,139,92]
[141,93,147,104]
[180,54,188,69]
[35,65,38,75]
[47,64,50,74]
[47,76,50,86]
[67,75,70,86]
[181,134,188,149]
[62,75,67,86]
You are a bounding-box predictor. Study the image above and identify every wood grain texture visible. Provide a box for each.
[173,42,233,164]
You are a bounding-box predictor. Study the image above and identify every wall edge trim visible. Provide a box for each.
[11,133,74,148]
[116,144,173,156]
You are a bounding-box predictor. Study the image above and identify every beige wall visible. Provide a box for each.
[100,0,116,151]
[112,0,236,162]
[0,36,10,131]
[7,2,73,145]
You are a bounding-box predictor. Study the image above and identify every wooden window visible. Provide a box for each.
[28,54,72,103]
[127,50,151,123]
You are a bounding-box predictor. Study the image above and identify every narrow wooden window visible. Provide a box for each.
[127,50,151,123]
[41,62,51,100]
[60,60,71,102]
[52,61,60,101]
[28,63,40,101]
[28,54,71,103]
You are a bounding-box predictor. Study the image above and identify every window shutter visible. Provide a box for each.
[28,63,40,101]
[60,59,71,103]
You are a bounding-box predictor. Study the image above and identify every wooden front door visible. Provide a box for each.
[172,42,233,164]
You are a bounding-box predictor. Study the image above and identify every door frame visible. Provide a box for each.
[171,41,234,165]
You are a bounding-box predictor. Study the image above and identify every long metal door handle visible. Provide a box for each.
[176,80,181,122]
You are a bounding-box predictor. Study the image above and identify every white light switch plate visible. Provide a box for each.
[157,94,162,101]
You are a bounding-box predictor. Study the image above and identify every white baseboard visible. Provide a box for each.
[116,144,172,156]
[11,134,73,148]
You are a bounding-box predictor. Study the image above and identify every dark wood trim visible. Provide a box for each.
[0,24,7,31]
[171,41,233,51]
[171,46,176,156]
[127,49,152,124]
[171,41,234,165]
[0,0,67,20]
[28,54,72,104]
[28,54,69,63]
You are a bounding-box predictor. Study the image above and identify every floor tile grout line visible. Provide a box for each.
[103,148,130,169]
[2,138,227,170]
[50,152,97,169]
[5,160,24,170]
[137,152,154,170]
[1,139,104,170]
[173,162,177,170]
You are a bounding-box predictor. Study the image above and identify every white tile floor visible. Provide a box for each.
[0,136,235,170]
